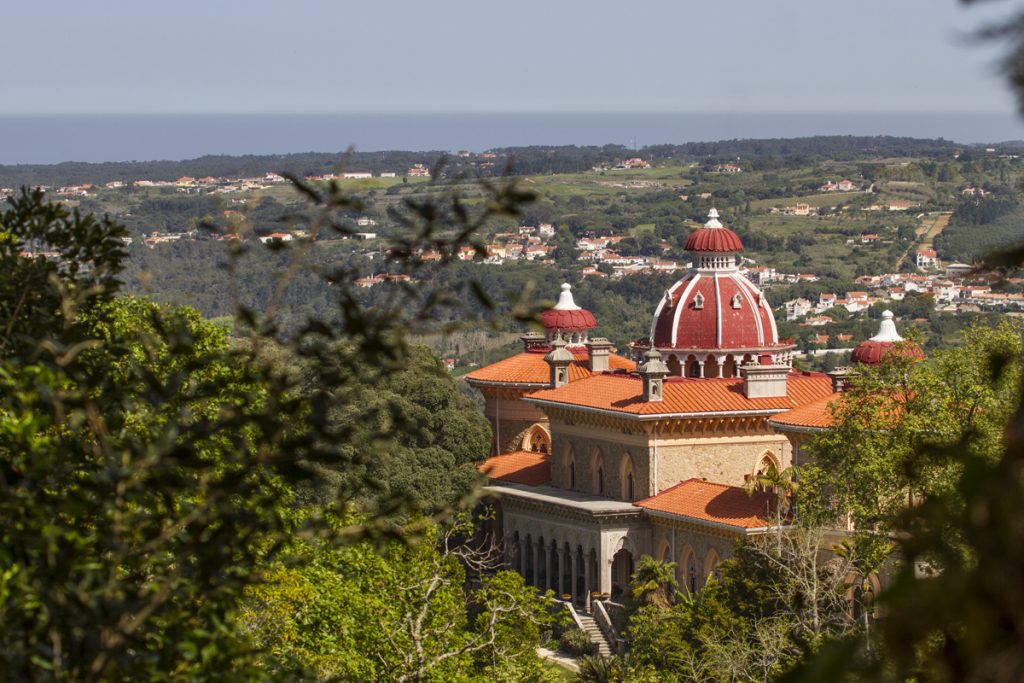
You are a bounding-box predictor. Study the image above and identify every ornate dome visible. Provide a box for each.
[851,311,925,365]
[540,283,596,347]
[650,271,779,349]
[650,209,781,351]
[683,208,744,253]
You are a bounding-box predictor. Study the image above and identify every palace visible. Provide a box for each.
[468,209,915,604]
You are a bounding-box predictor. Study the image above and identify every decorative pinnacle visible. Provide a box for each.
[705,208,723,229]
[870,310,904,343]
[553,282,581,310]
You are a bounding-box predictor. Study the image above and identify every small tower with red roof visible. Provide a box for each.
[540,283,597,347]
[851,310,925,365]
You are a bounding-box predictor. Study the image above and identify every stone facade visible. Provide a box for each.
[481,386,549,454]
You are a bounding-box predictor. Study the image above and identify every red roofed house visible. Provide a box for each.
[469,210,849,603]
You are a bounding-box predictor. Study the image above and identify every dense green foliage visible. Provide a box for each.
[300,344,492,510]
[935,196,1024,262]
[799,320,1023,531]
[0,174,543,679]
[625,537,862,682]
[242,518,559,682]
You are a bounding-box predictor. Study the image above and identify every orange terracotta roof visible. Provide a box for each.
[768,392,841,431]
[464,350,635,386]
[477,451,551,486]
[635,479,776,529]
[525,371,833,417]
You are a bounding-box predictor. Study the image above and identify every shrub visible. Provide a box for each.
[559,627,597,656]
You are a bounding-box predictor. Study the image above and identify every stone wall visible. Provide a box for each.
[482,389,548,454]
[551,422,651,501]
[654,432,791,490]
[548,416,791,497]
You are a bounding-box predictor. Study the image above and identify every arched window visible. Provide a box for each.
[620,454,636,501]
[667,354,682,376]
[524,425,551,454]
[704,550,720,583]
[757,453,780,477]
[731,293,742,309]
[680,546,697,594]
[705,354,720,379]
[693,292,704,309]
[722,355,736,378]
[657,539,671,563]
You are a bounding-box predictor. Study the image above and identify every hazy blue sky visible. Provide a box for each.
[3,0,1020,115]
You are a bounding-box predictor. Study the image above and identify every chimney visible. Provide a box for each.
[639,348,669,402]
[586,337,613,373]
[826,366,855,393]
[544,335,575,388]
[520,330,545,353]
[741,361,789,399]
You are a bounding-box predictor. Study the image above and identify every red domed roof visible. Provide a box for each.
[541,308,597,330]
[850,340,925,365]
[850,311,924,365]
[650,271,780,350]
[684,227,744,253]
[541,283,596,331]
[684,208,744,253]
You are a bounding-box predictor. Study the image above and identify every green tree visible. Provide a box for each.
[630,556,679,610]
[746,461,798,553]
[241,518,557,682]
[799,320,1022,531]
[0,171,535,679]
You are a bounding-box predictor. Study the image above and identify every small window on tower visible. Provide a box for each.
[693,292,704,309]
[732,293,742,309]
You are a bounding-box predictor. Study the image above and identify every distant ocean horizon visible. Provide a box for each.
[1,112,1022,165]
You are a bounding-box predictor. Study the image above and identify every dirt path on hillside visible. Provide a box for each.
[896,212,951,269]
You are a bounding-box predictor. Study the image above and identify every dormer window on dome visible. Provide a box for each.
[731,293,742,309]
[693,292,705,309]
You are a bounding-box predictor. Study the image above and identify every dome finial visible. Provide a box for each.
[705,208,723,229]
[553,282,581,311]
[870,310,904,343]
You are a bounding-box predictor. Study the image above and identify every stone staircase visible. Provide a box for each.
[576,611,613,657]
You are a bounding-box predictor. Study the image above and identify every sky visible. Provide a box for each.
[3,0,1021,115]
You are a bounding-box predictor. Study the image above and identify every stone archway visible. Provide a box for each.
[611,547,634,600]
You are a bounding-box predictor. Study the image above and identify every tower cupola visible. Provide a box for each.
[851,310,925,365]
[540,283,597,347]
